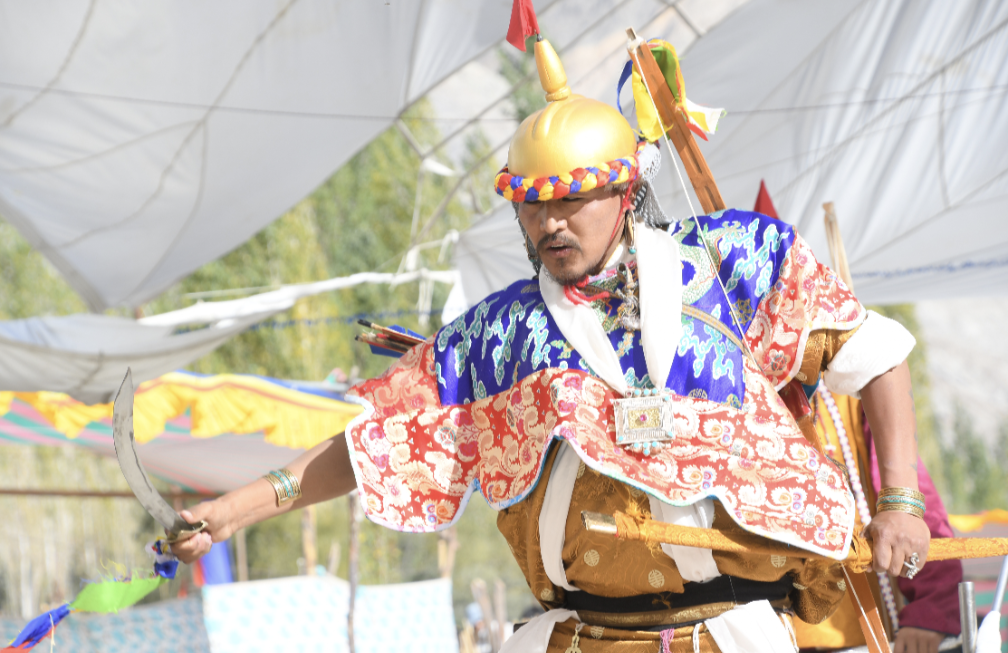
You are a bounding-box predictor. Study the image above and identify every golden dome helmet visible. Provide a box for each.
[495,37,643,203]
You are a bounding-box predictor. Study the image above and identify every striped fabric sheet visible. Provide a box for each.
[0,598,209,652]
[0,372,360,493]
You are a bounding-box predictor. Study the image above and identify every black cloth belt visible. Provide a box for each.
[562,574,794,614]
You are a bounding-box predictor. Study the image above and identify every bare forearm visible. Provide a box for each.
[172,433,356,560]
[860,360,919,489]
[859,359,931,575]
[221,433,357,532]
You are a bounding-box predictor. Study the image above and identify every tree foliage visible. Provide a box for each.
[0,101,535,620]
[0,221,85,320]
[871,304,1007,514]
[940,405,1008,513]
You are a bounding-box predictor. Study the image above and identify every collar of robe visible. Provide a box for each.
[539,222,682,396]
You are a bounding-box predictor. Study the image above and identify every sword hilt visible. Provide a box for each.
[165,520,208,544]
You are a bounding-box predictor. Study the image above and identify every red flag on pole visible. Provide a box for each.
[506,0,540,51]
[753,179,779,219]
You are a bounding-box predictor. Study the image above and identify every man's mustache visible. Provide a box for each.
[536,233,581,254]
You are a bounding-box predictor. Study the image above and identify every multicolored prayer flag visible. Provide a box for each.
[625,39,726,141]
[2,541,177,651]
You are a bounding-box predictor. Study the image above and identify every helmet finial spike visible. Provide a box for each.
[534,39,571,102]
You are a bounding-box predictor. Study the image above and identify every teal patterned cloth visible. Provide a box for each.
[0,597,209,652]
[201,576,457,653]
[2,577,457,652]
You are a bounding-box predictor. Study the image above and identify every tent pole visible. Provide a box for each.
[823,202,855,291]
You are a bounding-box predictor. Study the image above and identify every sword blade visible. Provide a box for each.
[113,368,205,542]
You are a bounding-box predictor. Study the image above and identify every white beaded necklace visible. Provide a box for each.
[816,384,901,631]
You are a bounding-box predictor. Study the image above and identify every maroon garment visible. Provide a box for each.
[866,424,963,635]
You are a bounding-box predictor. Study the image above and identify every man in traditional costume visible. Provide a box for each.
[173,37,932,653]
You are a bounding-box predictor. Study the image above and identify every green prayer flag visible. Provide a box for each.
[649,44,681,104]
[69,576,167,613]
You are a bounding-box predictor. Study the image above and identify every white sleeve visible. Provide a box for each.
[821,310,916,398]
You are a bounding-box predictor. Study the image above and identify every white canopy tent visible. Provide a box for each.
[453,0,1008,306]
[0,0,548,312]
[0,312,273,405]
[678,0,1008,304]
[0,269,457,402]
[0,0,737,398]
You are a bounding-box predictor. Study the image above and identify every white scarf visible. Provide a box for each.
[537,223,722,587]
[538,223,682,394]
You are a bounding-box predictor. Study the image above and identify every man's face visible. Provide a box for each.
[517,187,623,285]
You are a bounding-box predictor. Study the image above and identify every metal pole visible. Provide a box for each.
[959,581,977,653]
[348,491,361,653]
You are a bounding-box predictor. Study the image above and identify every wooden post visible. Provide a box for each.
[170,484,184,514]
[234,527,249,582]
[301,504,318,575]
[470,578,501,652]
[823,202,855,291]
[437,527,459,578]
[326,540,341,576]
[493,579,508,647]
[626,28,726,214]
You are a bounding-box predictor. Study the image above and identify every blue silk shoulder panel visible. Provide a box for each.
[675,210,795,332]
[433,210,795,408]
[433,279,575,406]
[668,210,795,405]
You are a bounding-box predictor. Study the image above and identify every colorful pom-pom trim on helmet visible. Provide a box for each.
[494,142,646,202]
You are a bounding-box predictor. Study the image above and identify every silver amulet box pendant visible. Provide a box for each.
[613,389,698,456]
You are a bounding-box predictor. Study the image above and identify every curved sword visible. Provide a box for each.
[112,368,207,543]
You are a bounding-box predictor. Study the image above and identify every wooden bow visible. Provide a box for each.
[626,27,725,213]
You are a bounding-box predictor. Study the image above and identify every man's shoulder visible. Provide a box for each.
[695,208,795,238]
[673,209,797,260]
[439,277,543,335]
[474,277,543,312]
[670,209,799,306]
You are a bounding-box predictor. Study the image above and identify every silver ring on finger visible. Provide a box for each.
[902,552,920,579]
